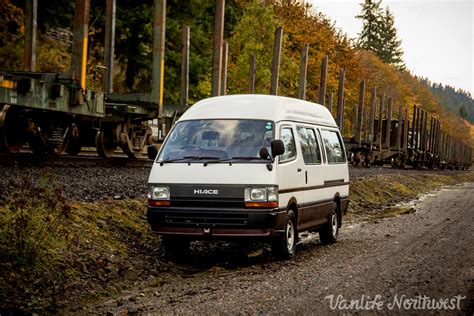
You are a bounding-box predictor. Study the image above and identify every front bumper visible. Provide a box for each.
[147,206,286,237]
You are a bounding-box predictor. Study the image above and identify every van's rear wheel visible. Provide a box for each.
[162,235,190,259]
[271,210,297,259]
[319,202,339,244]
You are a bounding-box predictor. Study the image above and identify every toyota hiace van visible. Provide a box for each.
[147,94,349,258]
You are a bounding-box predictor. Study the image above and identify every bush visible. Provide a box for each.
[0,175,71,266]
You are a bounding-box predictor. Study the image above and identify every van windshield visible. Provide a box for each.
[158,119,275,162]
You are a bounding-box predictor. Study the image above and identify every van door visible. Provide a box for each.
[319,129,349,214]
[295,126,326,230]
[277,124,305,215]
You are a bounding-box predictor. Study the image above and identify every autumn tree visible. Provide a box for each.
[227,0,278,94]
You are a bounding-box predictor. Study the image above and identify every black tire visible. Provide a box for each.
[319,202,339,245]
[271,210,297,260]
[162,235,190,259]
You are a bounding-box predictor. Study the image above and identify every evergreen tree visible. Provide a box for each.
[355,0,383,52]
[356,1,405,70]
[379,7,405,70]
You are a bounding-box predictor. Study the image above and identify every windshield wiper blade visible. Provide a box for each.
[182,155,222,166]
[183,156,221,160]
[159,157,191,165]
[231,156,265,160]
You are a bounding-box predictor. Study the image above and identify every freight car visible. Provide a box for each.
[0,0,173,159]
[338,82,472,170]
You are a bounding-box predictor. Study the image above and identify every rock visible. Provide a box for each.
[128,307,139,315]
[122,268,139,281]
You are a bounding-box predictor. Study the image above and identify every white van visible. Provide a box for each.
[147,94,349,259]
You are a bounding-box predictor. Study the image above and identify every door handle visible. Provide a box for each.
[305,171,308,184]
[297,168,302,172]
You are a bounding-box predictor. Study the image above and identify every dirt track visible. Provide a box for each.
[93,182,473,315]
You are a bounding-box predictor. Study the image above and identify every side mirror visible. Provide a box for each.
[271,140,285,157]
[147,144,158,160]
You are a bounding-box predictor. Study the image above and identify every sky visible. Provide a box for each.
[308,0,473,95]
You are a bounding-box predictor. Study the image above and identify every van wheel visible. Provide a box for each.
[162,235,190,259]
[271,210,297,260]
[319,202,339,244]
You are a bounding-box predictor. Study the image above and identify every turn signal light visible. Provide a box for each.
[148,200,170,206]
[245,201,278,208]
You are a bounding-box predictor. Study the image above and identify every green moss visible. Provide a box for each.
[348,172,474,218]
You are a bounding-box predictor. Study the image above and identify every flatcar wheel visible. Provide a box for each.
[120,143,142,159]
[0,104,27,152]
[96,130,117,159]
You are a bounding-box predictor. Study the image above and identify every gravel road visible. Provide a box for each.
[94,182,473,315]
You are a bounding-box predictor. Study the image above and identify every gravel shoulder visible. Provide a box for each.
[93,182,474,315]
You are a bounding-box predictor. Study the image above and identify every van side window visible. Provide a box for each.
[279,127,296,162]
[297,127,321,164]
[321,130,346,163]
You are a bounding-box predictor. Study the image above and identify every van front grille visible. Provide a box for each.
[164,212,248,226]
[171,198,244,209]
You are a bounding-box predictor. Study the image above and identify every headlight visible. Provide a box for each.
[149,186,170,200]
[245,186,278,202]
[250,188,267,201]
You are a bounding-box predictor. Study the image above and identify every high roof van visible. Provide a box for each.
[147,94,349,259]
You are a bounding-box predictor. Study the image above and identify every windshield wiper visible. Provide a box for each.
[183,155,221,166]
[158,157,191,166]
[231,156,265,160]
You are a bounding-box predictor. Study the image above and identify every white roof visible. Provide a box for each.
[179,94,337,128]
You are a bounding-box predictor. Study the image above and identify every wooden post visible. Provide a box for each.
[24,0,37,72]
[414,107,420,151]
[336,69,345,132]
[220,40,228,95]
[403,108,409,154]
[378,94,384,150]
[396,102,402,151]
[270,26,283,95]
[356,80,365,145]
[298,45,309,100]
[410,105,416,150]
[152,0,166,118]
[369,87,377,147]
[319,55,328,105]
[248,54,256,94]
[328,91,334,115]
[211,0,225,96]
[353,103,359,138]
[384,97,392,149]
[104,0,115,92]
[71,0,90,90]
[363,107,368,143]
[180,25,190,106]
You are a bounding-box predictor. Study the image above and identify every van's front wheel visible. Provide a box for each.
[319,202,339,244]
[271,210,297,259]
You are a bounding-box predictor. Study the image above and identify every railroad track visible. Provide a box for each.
[0,151,153,168]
